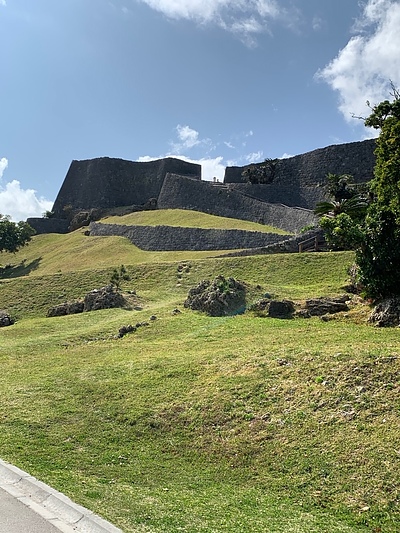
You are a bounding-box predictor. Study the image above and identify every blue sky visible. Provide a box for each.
[1,0,400,220]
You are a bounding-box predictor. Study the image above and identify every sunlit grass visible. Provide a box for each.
[0,222,398,532]
[102,208,290,235]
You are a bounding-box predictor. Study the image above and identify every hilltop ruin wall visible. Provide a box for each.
[224,139,376,208]
[28,139,376,237]
[158,173,317,233]
[51,157,201,218]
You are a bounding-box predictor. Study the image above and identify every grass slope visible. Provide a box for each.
[0,229,399,532]
[103,209,290,235]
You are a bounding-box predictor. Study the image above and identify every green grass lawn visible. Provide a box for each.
[102,209,290,235]
[0,230,399,532]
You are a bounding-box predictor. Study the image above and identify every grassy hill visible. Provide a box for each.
[0,224,399,533]
[102,209,290,234]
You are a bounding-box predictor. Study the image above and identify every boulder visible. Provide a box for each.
[118,325,136,338]
[304,296,349,316]
[369,298,400,327]
[47,301,84,317]
[184,276,246,316]
[0,310,14,327]
[267,300,295,319]
[83,285,126,312]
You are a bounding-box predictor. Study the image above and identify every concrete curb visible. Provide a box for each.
[0,459,123,533]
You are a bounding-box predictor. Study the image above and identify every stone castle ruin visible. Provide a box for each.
[28,139,376,251]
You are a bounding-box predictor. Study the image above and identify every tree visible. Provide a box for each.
[241,158,278,184]
[356,206,400,298]
[314,195,368,220]
[325,172,357,201]
[314,173,368,250]
[0,215,36,254]
[355,83,400,299]
[320,213,364,251]
[364,84,400,220]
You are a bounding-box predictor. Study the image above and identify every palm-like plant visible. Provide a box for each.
[314,195,369,220]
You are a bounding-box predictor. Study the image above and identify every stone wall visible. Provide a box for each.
[158,174,317,233]
[217,229,325,257]
[89,222,289,251]
[225,184,326,210]
[224,139,376,207]
[27,217,69,235]
[52,157,201,218]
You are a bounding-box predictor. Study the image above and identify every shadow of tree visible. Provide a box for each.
[0,257,42,279]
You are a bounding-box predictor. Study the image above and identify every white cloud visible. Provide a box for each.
[279,152,294,159]
[317,0,400,122]
[170,124,214,153]
[312,16,323,32]
[0,0,6,6]
[0,180,53,222]
[138,125,266,181]
[0,157,8,179]
[0,159,53,221]
[245,151,264,163]
[176,125,200,149]
[137,0,284,44]
[224,141,235,149]
[137,154,226,181]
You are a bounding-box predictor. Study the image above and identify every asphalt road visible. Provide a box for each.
[0,487,60,533]
[0,458,123,533]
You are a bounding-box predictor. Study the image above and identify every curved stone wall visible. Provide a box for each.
[89,222,289,251]
[158,174,317,233]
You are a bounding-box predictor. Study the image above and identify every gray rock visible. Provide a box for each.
[47,301,84,317]
[83,285,126,312]
[369,298,400,327]
[305,296,349,316]
[184,276,246,316]
[118,325,136,338]
[0,311,14,327]
[267,300,295,319]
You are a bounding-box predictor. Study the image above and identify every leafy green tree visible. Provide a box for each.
[356,83,400,299]
[315,173,368,250]
[364,85,400,220]
[320,213,364,251]
[356,205,400,298]
[325,172,356,201]
[0,215,35,254]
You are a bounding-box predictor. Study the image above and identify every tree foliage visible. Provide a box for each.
[355,83,400,299]
[320,213,364,251]
[0,215,36,254]
[364,87,400,221]
[314,196,368,220]
[325,172,357,201]
[241,158,278,184]
[315,173,368,250]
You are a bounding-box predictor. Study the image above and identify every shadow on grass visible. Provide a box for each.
[0,257,42,279]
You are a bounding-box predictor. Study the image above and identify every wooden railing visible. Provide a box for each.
[298,235,325,253]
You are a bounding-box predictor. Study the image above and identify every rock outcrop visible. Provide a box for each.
[184,276,246,316]
[369,298,400,327]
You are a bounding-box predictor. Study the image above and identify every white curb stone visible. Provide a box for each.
[0,459,123,533]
